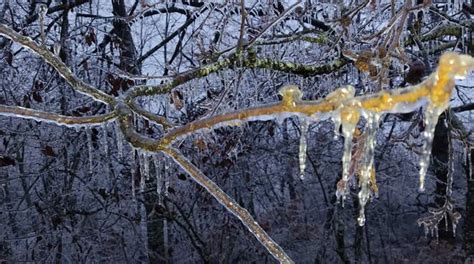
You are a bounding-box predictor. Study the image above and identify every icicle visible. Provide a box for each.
[86,127,93,175]
[299,118,309,180]
[325,86,356,140]
[131,149,136,202]
[469,146,473,181]
[143,152,150,181]
[357,112,379,226]
[418,106,443,192]
[332,114,341,140]
[102,124,111,181]
[140,166,146,193]
[138,150,145,193]
[337,106,361,202]
[114,121,123,159]
[153,154,163,199]
[164,159,170,197]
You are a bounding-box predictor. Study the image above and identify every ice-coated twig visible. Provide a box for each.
[0,105,116,126]
[417,112,461,238]
[0,23,115,105]
[162,147,294,264]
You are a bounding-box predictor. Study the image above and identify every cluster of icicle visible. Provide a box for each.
[80,122,168,203]
[292,85,446,227]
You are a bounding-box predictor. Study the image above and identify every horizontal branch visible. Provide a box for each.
[0,23,116,105]
[405,20,474,46]
[243,57,348,77]
[113,52,473,264]
[125,53,348,104]
[0,105,116,126]
[159,52,474,146]
[124,55,236,101]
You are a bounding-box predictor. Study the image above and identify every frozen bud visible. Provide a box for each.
[405,60,426,84]
[295,5,305,17]
[53,42,61,56]
[278,85,302,107]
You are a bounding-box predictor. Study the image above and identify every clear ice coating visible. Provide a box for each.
[357,112,379,226]
[418,106,443,192]
[298,118,309,180]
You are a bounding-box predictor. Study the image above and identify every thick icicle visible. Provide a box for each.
[326,86,355,140]
[299,118,309,180]
[86,127,93,175]
[336,106,361,203]
[418,106,443,192]
[357,112,379,226]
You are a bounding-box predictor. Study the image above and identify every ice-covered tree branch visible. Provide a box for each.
[0,23,115,105]
[162,147,294,264]
[158,52,474,146]
[0,105,116,126]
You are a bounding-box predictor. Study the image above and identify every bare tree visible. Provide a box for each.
[0,0,473,263]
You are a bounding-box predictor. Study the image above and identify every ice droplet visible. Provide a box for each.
[299,118,309,180]
[418,106,443,192]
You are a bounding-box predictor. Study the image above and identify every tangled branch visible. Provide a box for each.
[1,19,474,263]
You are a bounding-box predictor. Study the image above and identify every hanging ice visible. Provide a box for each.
[131,149,136,201]
[337,106,361,202]
[153,154,163,199]
[137,150,146,192]
[114,121,123,159]
[357,112,379,226]
[102,124,111,182]
[326,86,356,140]
[86,127,93,175]
[143,152,150,181]
[418,106,443,192]
[299,118,309,180]
[332,114,341,140]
